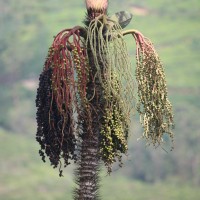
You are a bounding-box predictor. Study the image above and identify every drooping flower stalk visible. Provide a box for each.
[84,14,135,173]
[123,30,174,147]
[36,26,89,176]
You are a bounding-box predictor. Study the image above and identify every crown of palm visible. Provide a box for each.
[85,0,108,10]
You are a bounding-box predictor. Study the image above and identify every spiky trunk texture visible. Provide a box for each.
[74,44,105,199]
[74,133,100,200]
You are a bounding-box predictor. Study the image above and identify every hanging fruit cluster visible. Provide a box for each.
[133,31,174,147]
[36,27,89,176]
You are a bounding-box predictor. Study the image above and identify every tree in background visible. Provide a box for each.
[36,0,174,199]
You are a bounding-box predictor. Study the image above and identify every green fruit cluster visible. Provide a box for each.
[100,105,128,173]
[100,73,129,173]
[136,41,174,148]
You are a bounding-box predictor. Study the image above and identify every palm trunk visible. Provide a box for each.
[74,43,104,199]
[74,134,100,200]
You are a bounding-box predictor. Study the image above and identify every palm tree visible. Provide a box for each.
[36,0,174,199]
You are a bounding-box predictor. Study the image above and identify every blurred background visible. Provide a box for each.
[0,0,200,199]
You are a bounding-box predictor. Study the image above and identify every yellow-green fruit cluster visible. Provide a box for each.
[72,45,89,101]
[136,44,174,147]
[100,103,128,173]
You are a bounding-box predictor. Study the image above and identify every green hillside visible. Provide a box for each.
[0,0,200,199]
[1,129,200,200]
